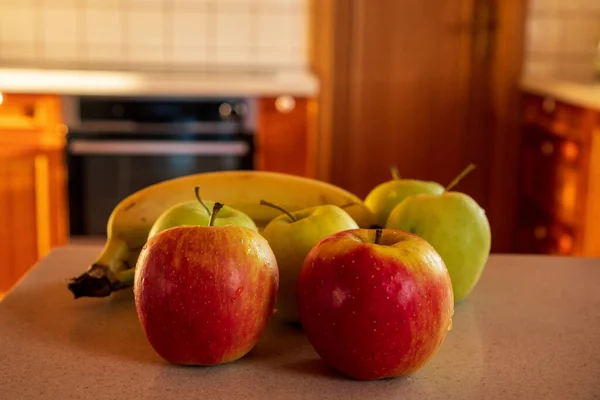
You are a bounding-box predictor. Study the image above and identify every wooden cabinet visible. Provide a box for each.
[0,93,65,146]
[0,93,67,294]
[256,97,317,178]
[517,93,600,256]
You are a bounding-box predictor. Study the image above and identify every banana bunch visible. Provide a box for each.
[67,170,374,298]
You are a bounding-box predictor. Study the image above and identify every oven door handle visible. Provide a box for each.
[68,140,250,156]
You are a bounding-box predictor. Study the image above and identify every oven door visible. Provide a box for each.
[66,136,253,237]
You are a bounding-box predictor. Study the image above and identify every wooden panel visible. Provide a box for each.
[484,0,527,252]
[0,159,13,292]
[256,97,313,177]
[9,157,39,286]
[308,0,353,182]
[0,155,37,292]
[310,0,526,252]
[0,147,68,292]
[47,150,69,249]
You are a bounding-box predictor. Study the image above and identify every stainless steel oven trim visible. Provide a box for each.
[59,96,258,135]
[68,140,250,156]
[67,121,244,135]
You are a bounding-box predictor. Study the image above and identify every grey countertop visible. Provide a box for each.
[1,246,599,399]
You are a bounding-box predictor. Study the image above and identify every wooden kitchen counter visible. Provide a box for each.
[0,247,599,399]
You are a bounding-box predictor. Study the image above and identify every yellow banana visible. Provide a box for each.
[67,170,375,298]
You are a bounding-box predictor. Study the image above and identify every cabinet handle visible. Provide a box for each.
[561,141,579,162]
[533,225,547,240]
[540,141,554,156]
[275,95,296,113]
[558,233,573,254]
[542,98,556,113]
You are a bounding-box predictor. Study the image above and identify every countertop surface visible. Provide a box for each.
[520,77,600,110]
[1,247,600,399]
[0,68,319,97]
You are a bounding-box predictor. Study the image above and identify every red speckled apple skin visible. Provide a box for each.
[134,225,279,366]
[297,228,454,380]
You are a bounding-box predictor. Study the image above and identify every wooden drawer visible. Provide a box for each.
[515,200,578,256]
[519,125,587,227]
[523,94,591,143]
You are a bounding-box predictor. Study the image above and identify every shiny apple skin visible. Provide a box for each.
[297,228,454,380]
[134,225,279,366]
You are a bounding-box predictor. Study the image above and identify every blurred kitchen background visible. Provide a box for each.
[1,0,600,296]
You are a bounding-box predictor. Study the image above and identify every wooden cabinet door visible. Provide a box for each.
[312,0,526,252]
[0,148,67,293]
[256,97,315,177]
[0,155,38,293]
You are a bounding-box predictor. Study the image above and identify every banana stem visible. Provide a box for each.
[67,238,134,298]
[67,264,133,298]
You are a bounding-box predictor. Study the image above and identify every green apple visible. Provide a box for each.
[260,201,359,323]
[364,166,444,227]
[148,187,258,239]
[385,164,491,303]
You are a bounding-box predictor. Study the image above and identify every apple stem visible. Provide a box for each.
[194,186,211,216]
[260,200,296,222]
[390,165,401,180]
[209,202,224,226]
[445,163,476,192]
[374,228,383,245]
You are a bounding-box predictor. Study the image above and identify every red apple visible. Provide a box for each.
[134,222,279,366]
[297,228,454,380]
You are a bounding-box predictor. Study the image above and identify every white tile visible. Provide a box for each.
[559,0,600,11]
[127,10,164,46]
[288,47,307,67]
[1,0,35,6]
[85,9,122,44]
[172,45,209,66]
[40,0,78,7]
[556,60,596,82]
[256,49,293,67]
[0,5,36,43]
[215,47,250,66]
[258,0,302,6]
[525,17,561,53]
[529,0,560,13]
[215,12,252,48]
[257,11,292,48]
[41,8,79,44]
[129,0,164,10]
[42,42,79,62]
[173,0,213,9]
[0,42,38,62]
[289,6,307,49]
[559,18,599,54]
[84,43,123,63]
[173,11,209,48]
[85,0,123,8]
[523,57,558,78]
[128,44,164,64]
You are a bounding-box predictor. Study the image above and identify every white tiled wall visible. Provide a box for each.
[525,0,600,82]
[0,0,308,72]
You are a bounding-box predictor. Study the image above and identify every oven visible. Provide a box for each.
[62,95,256,238]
